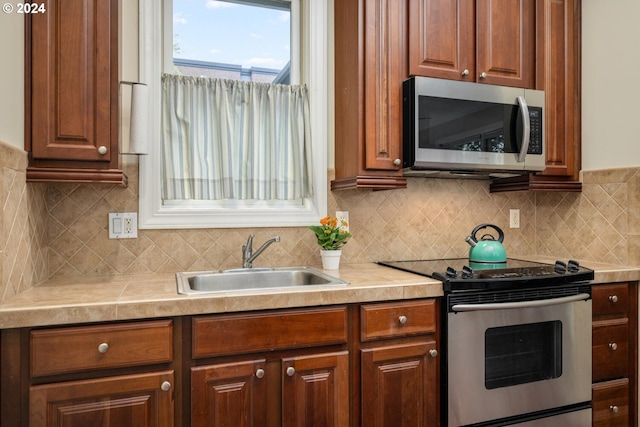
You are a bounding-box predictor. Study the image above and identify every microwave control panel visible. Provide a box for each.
[528,107,543,154]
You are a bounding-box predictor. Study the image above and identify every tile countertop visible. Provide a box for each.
[0,258,638,329]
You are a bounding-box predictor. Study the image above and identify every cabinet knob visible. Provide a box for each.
[480,72,487,79]
[97,343,109,354]
[98,146,108,155]
[256,369,265,379]
[161,381,171,392]
[461,69,470,77]
[429,349,438,358]
[286,366,296,377]
[610,405,619,414]
[609,295,619,303]
[398,315,408,325]
[393,158,401,167]
[609,342,618,351]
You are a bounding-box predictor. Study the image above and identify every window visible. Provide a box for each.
[172,0,294,84]
[138,0,328,229]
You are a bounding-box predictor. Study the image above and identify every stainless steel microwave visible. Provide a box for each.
[402,76,545,177]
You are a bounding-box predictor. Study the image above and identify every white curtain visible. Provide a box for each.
[161,74,314,201]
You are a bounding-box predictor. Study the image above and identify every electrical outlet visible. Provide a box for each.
[509,209,520,229]
[336,211,349,232]
[109,213,138,239]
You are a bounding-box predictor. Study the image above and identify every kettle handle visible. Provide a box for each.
[471,223,504,243]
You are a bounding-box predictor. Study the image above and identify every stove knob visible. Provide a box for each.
[462,265,473,278]
[568,259,580,272]
[445,267,457,278]
[554,260,567,274]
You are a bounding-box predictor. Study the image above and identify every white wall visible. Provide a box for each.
[0,10,24,149]
[582,0,640,170]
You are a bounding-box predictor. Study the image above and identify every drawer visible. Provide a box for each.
[192,306,347,358]
[593,378,629,427]
[593,283,629,317]
[361,299,436,342]
[31,320,173,377]
[592,320,628,382]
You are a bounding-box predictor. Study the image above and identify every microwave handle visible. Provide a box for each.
[451,293,590,312]
[516,96,530,162]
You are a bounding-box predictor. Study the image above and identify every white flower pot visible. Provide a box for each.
[320,249,342,270]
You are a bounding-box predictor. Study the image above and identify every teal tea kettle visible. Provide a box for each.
[465,223,507,266]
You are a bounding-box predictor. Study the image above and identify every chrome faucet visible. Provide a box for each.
[242,234,280,268]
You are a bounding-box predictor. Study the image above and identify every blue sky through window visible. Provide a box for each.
[173,0,291,72]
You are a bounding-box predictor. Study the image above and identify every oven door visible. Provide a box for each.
[446,292,592,427]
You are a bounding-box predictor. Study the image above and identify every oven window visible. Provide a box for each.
[485,321,562,390]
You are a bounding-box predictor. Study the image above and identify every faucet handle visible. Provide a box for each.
[244,234,255,250]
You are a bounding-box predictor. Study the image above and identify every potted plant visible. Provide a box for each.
[309,216,352,269]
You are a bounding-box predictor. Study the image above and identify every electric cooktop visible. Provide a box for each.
[377,258,595,292]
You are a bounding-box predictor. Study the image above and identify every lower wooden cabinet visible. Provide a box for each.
[281,352,349,427]
[1,301,440,427]
[29,371,175,427]
[592,282,638,427]
[361,341,438,427]
[191,352,349,427]
[191,359,268,427]
[359,300,439,427]
[592,379,629,427]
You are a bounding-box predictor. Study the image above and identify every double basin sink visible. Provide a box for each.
[177,267,349,295]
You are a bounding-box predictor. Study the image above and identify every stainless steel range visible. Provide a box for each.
[378,258,595,427]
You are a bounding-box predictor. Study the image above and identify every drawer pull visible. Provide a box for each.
[161,381,171,392]
[398,315,408,325]
[97,343,109,354]
[286,367,296,377]
[609,342,618,351]
[98,145,108,155]
[610,405,619,414]
[256,369,265,379]
[461,69,470,77]
[429,349,438,358]
[609,295,619,303]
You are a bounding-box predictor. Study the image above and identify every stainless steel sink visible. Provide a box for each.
[176,267,349,295]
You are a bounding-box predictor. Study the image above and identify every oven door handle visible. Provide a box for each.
[451,293,590,312]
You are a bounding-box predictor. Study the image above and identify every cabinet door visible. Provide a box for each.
[361,340,438,427]
[476,0,536,88]
[29,370,174,427]
[363,0,407,171]
[536,0,581,178]
[409,0,475,80]
[191,359,267,427]
[30,0,116,163]
[282,351,349,427]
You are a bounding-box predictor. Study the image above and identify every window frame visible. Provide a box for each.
[137,0,328,229]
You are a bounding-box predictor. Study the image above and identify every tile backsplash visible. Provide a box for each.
[2,140,639,301]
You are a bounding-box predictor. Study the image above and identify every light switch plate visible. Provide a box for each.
[109,212,138,238]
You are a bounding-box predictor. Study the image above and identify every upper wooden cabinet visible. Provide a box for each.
[491,0,582,192]
[332,0,408,190]
[25,0,127,185]
[409,0,536,89]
